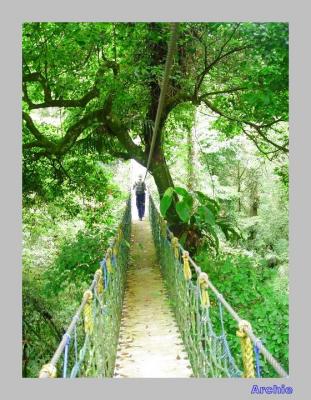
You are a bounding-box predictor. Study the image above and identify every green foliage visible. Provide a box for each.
[43,227,110,297]
[274,163,289,192]
[23,22,288,172]
[160,187,240,253]
[22,161,126,377]
[196,251,289,376]
[176,199,191,222]
[22,21,289,378]
[160,186,193,222]
[159,187,174,216]
[239,171,288,261]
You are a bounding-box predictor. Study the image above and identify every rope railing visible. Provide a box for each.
[149,195,288,378]
[39,195,132,378]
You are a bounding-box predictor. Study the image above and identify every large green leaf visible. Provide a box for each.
[197,205,215,225]
[195,191,208,204]
[176,200,191,222]
[185,194,194,208]
[163,187,174,197]
[160,192,173,216]
[217,219,241,240]
[174,187,189,197]
[175,187,194,208]
[195,191,220,214]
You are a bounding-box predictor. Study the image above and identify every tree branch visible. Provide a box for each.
[250,124,289,153]
[108,149,131,160]
[22,54,118,109]
[23,141,44,149]
[200,97,289,153]
[198,86,247,98]
[58,105,111,155]
[242,128,283,160]
[101,52,119,76]
[22,112,57,153]
[217,23,241,55]
[105,117,147,166]
[23,71,52,101]
[193,23,248,97]
[23,94,113,156]
[24,87,99,110]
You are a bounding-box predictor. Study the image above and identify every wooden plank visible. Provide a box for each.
[114,218,193,378]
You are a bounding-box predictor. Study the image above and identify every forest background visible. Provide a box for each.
[22,22,288,377]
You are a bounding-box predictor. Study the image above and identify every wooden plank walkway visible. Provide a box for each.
[114,216,193,378]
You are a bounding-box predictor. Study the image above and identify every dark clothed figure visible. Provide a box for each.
[136,193,145,220]
[133,177,146,220]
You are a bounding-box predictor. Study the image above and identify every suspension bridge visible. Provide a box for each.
[38,23,288,380]
[38,194,288,379]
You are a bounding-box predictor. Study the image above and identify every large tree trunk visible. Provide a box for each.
[147,145,188,236]
[133,24,189,236]
[149,150,174,197]
[134,148,185,235]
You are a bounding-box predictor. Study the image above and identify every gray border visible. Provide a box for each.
[1,0,309,398]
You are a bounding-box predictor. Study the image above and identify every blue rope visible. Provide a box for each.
[100,259,108,289]
[74,325,78,363]
[62,333,71,378]
[112,254,117,267]
[43,196,131,379]
[70,335,90,378]
[217,298,242,377]
[254,340,262,378]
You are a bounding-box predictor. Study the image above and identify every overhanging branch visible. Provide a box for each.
[22,112,57,152]
[200,98,288,154]
[194,34,251,97]
[24,87,99,110]
[22,55,118,110]
[23,95,113,157]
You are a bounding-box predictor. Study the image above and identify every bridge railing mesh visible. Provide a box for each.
[149,195,288,378]
[39,195,131,378]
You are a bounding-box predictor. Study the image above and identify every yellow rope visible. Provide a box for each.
[83,290,94,335]
[171,236,179,259]
[118,227,123,241]
[106,248,113,273]
[161,219,167,238]
[113,227,122,257]
[39,363,57,378]
[198,272,210,307]
[182,251,192,280]
[95,268,104,296]
[236,320,255,378]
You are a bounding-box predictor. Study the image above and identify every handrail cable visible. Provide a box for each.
[183,240,288,377]
[149,195,288,378]
[39,196,132,378]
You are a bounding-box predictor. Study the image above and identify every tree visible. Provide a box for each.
[22,22,288,232]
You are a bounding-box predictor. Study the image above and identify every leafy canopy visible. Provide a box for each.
[23,22,288,186]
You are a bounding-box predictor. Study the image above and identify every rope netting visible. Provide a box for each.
[38,191,288,379]
[39,196,131,378]
[149,195,288,378]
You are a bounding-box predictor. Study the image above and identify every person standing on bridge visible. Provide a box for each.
[133,174,146,221]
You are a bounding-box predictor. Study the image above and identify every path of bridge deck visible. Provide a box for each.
[114,207,192,378]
